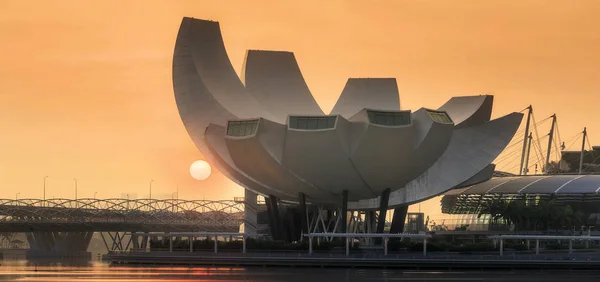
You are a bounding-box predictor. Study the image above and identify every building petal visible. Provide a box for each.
[347,109,416,194]
[348,112,522,209]
[224,118,337,204]
[242,50,323,120]
[392,112,523,206]
[282,115,375,200]
[331,78,400,118]
[175,17,274,121]
[437,95,494,128]
[205,123,295,201]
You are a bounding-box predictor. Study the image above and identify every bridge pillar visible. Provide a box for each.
[25,231,92,260]
[243,189,258,235]
[390,205,408,234]
[341,190,348,233]
[375,188,391,244]
[299,193,308,238]
[266,195,284,241]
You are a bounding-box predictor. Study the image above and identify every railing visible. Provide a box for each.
[109,248,600,262]
[0,198,245,227]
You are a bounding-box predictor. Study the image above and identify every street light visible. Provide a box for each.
[73,178,78,208]
[149,180,154,200]
[16,192,20,201]
[94,192,98,200]
[43,176,49,207]
[73,178,78,200]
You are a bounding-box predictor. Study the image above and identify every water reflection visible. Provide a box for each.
[1,260,600,281]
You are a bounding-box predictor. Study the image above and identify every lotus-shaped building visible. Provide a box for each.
[173,17,523,237]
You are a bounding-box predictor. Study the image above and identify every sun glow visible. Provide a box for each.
[190,160,212,180]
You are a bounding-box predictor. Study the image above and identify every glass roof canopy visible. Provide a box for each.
[446,175,600,195]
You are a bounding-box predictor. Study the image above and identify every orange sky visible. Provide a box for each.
[0,0,599,205]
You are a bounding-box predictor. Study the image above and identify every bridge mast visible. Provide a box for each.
[519,105,533,175]
[523,133,533,175]
[579,127,587,174]
[544,114,557,174]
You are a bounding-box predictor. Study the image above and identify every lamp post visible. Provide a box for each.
[73,178,78,208]
[73,178,78,200]
[149,180,154,200]
[94,192,97,200]
[43,176,49,207]
[16,192,20,201]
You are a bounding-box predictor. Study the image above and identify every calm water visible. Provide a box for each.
[1,260,600,281]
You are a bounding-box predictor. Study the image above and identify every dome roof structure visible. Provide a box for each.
[172,17,523,209]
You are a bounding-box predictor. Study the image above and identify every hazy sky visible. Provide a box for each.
[0,0,599,206]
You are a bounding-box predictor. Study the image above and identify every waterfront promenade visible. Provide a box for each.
[106,249,600,270]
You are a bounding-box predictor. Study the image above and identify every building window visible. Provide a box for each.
[289,116,336,130]
[427,110,453,124]
[227,119,259,137]
[367,110,411,126]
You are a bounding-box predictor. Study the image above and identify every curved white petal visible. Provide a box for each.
[282,115,375,200]
[242,50,323,119]
[438,95,493,128]
[224,118,337,204]
[408,108,455,178]
[204,124,295,201]
[349,112,523,209]
[348,109,416,194]
[331,78,400,118]
[176,17,275,121]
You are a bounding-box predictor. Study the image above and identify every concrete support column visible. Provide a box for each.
[244,189,258,235]
[141,233,149,250]
[423,238,427,257]
[214,238,218,254]
[569,240,573,254]
[298,193,309,237]
[189,236,193,253]
[535,239,539,255]
[267,195,283,241]
[376,188,391,234]
[345,237,349,257]
[384,238,388,256]
[265,196,276,240]
[341,190,348,233]
[390,206,408,234]
[242,237,247,254]
[132,234,139,250]
[499,239,503,256]
[169,236,173,252]
[308,236,313,255]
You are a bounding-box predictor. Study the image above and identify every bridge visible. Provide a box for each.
[0,198,244,258]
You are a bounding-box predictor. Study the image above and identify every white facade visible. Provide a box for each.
[173,17,523,209]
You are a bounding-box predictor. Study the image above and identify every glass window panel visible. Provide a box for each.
[298,118,308,129]
[386,114,394,126]
[367,110,411,126]
[368,111,375,122]
[227,120,259,136]
[394,114,404,125]
[289,116,336,129]
[328,116,336,128]
[308,118,318,129]
[317,118,327,129]
[289,117,298,128]
[376,114,386,125]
